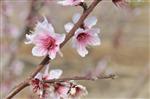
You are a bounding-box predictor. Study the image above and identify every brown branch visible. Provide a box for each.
[79,2,88,12]
[6,0,102,99]
[44,74,116,83]
[5,81,30,99]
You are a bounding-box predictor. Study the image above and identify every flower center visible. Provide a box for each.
[77,32,89,42]
[43,36,57,50]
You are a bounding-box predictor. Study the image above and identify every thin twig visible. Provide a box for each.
[44,74,116,83]
[79,2,88,12]
[6,0,102,99]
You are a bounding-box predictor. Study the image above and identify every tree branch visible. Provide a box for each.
[44,74,116,83]
[6,0,102,98]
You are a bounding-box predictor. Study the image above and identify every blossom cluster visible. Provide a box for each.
[25,0,128,61]
[22,0,118,99]
[25,0,101,99]
[25,12,101,59]
[2,0,126,98]
[30,65,87,99]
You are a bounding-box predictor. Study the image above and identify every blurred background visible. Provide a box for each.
[0,0,149,99]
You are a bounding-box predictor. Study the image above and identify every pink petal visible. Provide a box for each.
[75,85,88,96]
[54,33,66,45]
[86,28,101,46]
[76,44,88,57]
[35,73,43,80]
[74,29,91,46]
[87,28,100,35]
[58,86,69,97]
[57,0,70,6]
[64,22,74,33]
[88,35,101,46]
[48,69,63,79]
[33,32,49,45]
[72,13,81,24]
[32,46,48,57]
[34,17,54,35]
[84,16,97,28]
[72,37,78,48]
[58,0,84,6]
[48,47,59,59]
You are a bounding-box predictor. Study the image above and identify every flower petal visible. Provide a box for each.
[88,35,101,46]
[57,0,84,6]
[35,73,43,80]
[64,22,74,33]
[72,37,78,48]
[87,28,100,35]
[84,16,97,28]
[86,28,101,46]
[57,0,70,6]
[32,46,47,57]
[72,13,81,24]
[42,17,55,33]
[76,44,88,57]
[48,46,59,59]
[75,84,88,96]
[54,33,66,45]
[48,69,63,79]
[34,17,55,34]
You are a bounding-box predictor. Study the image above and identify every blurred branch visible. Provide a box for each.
[44,74,116,83]
[127,65,149,98]
[4,0,45,68]
[6,0,103,99]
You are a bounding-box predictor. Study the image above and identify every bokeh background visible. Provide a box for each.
[0,0,149,99]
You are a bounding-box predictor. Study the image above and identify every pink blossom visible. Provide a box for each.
[30,65,88,99]
[50,81,87,99]
[73,28,101,57]
[58,0,84,6]
[31,73,50,99]
[50,82,70,99]
[43,65,63,80]
[25,17,65,59]
[68,84,88,98]
[65,13,100,57]
[30,65,63,99]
